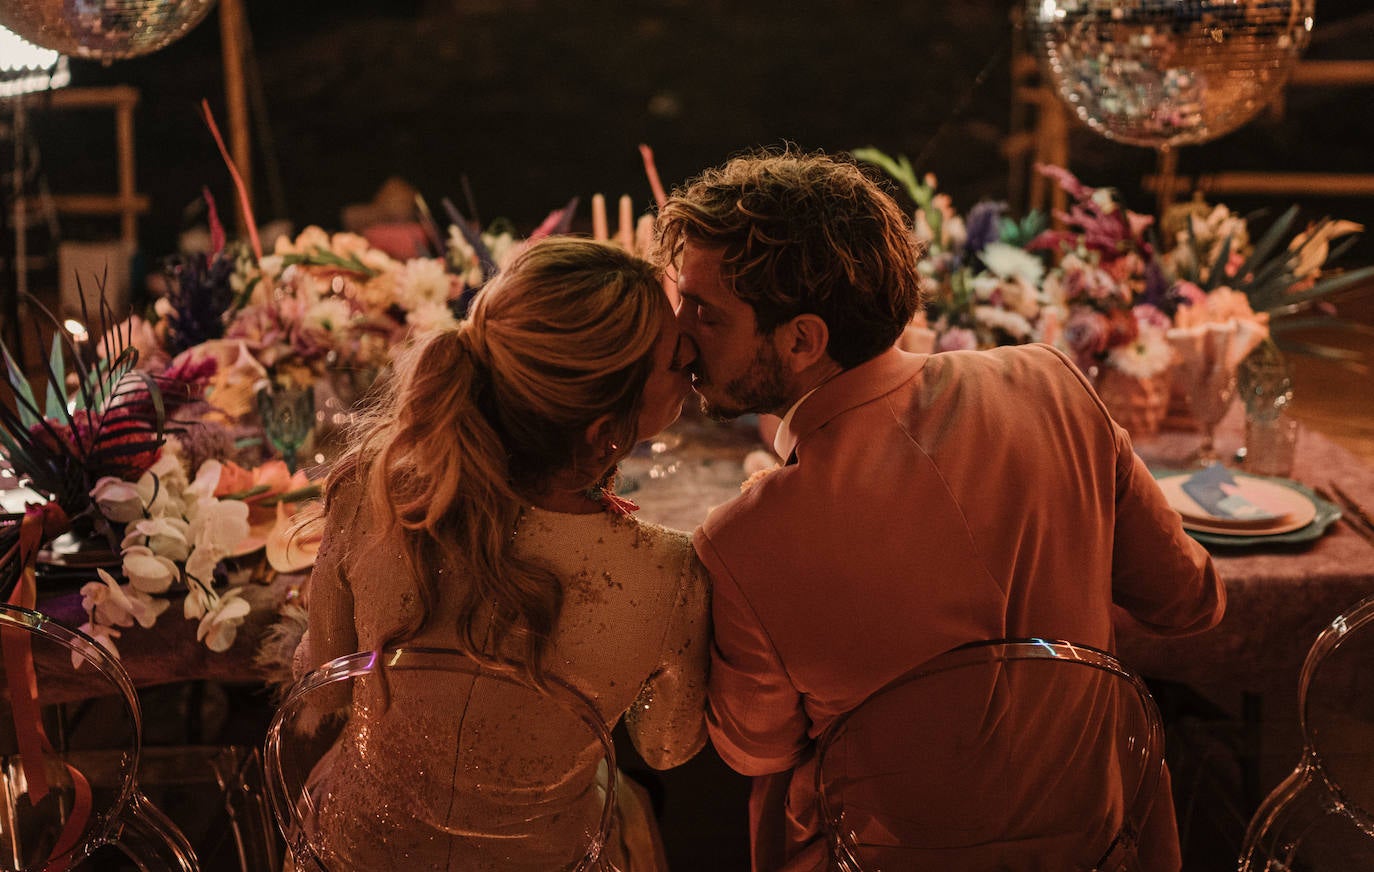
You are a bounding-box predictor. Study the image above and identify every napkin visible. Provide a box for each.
[1181,464,1284,521]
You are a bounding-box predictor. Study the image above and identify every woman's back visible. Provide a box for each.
[303,482,709,870]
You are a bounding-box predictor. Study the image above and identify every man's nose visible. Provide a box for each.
[675,301,698,332]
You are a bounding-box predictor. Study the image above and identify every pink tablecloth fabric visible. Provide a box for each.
[1117,408,1374,708]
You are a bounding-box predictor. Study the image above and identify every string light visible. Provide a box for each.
[0,25,69,98]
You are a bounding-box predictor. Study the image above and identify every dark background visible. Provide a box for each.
[21,0,1374,266]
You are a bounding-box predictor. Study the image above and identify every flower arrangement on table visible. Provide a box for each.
[855,148,1374,435]
[81,439,319,658]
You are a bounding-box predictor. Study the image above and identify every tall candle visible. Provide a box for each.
[618,195,635,250]
[591,194,608,241]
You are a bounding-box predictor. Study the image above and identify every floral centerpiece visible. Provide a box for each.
[854,148,1374,436]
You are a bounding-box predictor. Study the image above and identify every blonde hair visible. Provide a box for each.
[325,237,669,682]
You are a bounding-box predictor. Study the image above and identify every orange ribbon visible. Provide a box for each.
[1,503,91,870]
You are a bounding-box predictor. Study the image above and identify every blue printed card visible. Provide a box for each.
[1180,465,1285,522]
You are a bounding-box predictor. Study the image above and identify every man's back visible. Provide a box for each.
[697,343,1223,870]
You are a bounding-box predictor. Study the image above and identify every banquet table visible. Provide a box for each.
[13,405,1374,727]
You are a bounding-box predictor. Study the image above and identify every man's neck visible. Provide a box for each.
[777,360,844,414]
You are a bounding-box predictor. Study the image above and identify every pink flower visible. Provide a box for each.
[1061,260,1124,303]
[936,327,979,353]
[1171,280,1207,308]
[1132,304,1172,332]
[1062,308,1112,370]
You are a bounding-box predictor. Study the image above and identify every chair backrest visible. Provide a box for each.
[265,647,619,872]
[0,602,197,871]
[1240,594,1374,869]
[816,638,1164,872]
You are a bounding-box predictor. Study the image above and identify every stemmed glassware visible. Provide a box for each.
[1180,356,1238,468]
[256,384,316,473]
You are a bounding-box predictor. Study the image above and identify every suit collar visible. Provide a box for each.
[772,347,928,462]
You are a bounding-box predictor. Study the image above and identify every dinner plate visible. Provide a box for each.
[1155,469,1317,534]
[1151,469,1342,548]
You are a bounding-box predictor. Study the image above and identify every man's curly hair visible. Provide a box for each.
[654,147,928,368]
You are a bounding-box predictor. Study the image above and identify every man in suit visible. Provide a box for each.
[653,149,1224,871]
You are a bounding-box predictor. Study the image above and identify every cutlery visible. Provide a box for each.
[1322,483,1374,545]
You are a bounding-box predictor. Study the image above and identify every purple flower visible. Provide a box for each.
[964,201,1006,257]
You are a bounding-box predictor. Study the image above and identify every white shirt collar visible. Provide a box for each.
[772,385,823,460]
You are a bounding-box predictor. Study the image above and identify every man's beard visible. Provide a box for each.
[698,341,789,421]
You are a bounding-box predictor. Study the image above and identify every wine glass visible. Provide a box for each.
[1181,358,1238,468]
[256,385,315,473]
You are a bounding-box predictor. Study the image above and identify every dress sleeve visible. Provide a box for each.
[1110,422,1226,635]
[623,541,711,770]
[697,529,810,776]
[301,481,362,673]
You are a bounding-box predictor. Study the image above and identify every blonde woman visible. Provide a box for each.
[297,237,707,870]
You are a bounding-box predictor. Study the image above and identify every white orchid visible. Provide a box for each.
[196,589,252,653]
[121,516,192,562]
[184,459,223,501]
[121,545,179,594]
[83,569,169,630]
[188,498,250,558]
[91,477,145,523]
[85,449,261,655]
[75,623,122,667]
[135,450,189,517]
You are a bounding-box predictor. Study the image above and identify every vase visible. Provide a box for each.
[1093,366,1173,440]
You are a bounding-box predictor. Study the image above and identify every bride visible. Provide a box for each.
[295,237,707,870]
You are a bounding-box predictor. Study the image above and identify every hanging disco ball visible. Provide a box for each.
[0,0,218,62]
[1026,0,1315,148]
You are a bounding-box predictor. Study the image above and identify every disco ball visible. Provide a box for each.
[0,0,218,62]
[1026,0,1315,148]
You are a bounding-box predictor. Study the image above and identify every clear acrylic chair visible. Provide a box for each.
[1239,594,1374,870]
[815,638,1165,872]
[0,603,198,871]
[265,648,620,871]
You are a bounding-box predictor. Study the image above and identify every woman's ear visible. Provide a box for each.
[780,314,831,373]
[583,413,620,459]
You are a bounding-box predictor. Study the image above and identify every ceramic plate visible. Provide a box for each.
[1156,470,1317,533]
[1151,469,1342,548]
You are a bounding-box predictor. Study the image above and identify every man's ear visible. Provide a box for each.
[779,313,831,373]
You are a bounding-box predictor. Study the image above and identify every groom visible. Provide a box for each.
[654,149,1224,872]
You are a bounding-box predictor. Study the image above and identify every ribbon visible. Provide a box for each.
[1,503,91,870]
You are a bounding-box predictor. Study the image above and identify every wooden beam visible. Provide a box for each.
[49,194,150,214]
[1142,172,1374,198]
[1288,60,1374,88]
[219,0,254,233]
[45,85,139,110]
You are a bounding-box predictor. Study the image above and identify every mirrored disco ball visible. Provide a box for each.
[1027,0,1315,148]
[0,0,218,61]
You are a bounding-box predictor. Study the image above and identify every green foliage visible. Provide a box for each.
[0,286,167,517]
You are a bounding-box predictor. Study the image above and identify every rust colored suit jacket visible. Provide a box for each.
[696,344,1224,871]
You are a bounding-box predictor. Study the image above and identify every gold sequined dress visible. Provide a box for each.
[297,482,711,871]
